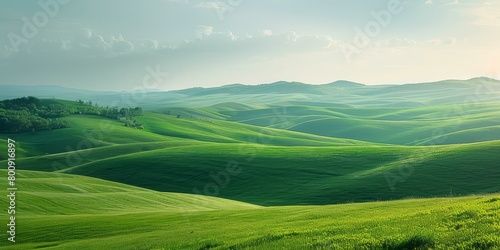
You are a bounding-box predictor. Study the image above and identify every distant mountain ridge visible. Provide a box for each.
[173,80,365,96]
[1,77,499,109]
[0,84,119,100]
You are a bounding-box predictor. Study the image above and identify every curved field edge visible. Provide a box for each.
[0,170,260,216]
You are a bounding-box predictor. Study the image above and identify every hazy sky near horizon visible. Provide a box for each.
[0,0,499,91]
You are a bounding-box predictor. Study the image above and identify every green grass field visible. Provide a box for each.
[58,141,500,205]
[1,90,499,249]
[0,170,498,249]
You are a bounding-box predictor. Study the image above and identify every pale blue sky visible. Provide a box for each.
[0,0,499,90]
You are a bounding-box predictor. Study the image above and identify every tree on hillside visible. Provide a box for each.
[0,97,143,133]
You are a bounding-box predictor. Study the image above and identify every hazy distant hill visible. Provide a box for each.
[1,77,499,109]
[174,81,330,95]
[0,85,117,100]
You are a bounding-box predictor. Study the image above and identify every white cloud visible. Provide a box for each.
[442,37,457,46]
[374,37,417,47]
[195,25,214,39]
[140,39,159,50]
[422,0,459,6]
[112,40,134,53]
[371,37,459,48]
[81,28,93,40]
[441,0,458,5]
[262,30,273,37]
[87,33,109,49]
[196,2,221,9]
[166,0,190,3]
[285,31,300,42]
[196,1,236,10]
[81,32,136,53]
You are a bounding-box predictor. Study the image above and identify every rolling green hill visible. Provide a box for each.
[0,170,259,216]
[2,109,498,206]
[2,99,499,205]
[223,103,500,145]
[135,112,370,146]
[57,141,500,206]
[0,113,369,161]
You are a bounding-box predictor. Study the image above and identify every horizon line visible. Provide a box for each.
[0,76,498,93]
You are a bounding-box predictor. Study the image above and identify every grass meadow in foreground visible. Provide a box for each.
[1,191,499,249]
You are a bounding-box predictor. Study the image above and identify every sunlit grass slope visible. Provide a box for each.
[0,170,259,216]
[2,193,499,249]
[224,103,500,145]
[0,112,371,161]
[136,112,370,146]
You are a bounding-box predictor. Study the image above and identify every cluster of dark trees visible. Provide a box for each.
[0,110,69,133]
[0,97,69,133]
[0,97,143,133]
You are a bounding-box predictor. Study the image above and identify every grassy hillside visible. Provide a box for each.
[0,170,259,216]
[58,141,500,206]
[0,112,370,161]
[1,107,499,206]
[225,103,500,145]
[2,193,499,249]
[135,113,370,146]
